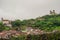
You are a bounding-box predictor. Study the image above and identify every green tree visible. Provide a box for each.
[0,22,4,32]
[11,20,21,27]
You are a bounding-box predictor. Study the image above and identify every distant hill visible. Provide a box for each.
[23,10,60,31]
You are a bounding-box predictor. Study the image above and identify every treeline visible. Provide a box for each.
[11,13,60,31]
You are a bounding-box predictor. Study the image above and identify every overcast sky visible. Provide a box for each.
[0,0,60,20]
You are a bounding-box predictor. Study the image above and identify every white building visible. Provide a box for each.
[1,18,12,27]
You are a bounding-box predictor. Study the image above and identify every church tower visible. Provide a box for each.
[50,10,56,15]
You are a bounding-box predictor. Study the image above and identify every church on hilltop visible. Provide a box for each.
[50,10,57,15]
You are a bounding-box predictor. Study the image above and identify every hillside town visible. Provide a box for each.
[0,18,45,39]
[0,10,60,40]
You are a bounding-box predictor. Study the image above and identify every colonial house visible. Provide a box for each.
[1,18,12,27]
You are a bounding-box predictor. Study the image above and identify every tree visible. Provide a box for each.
[0,22,4,32]
[11,20,21,30]
[11,20,21,27]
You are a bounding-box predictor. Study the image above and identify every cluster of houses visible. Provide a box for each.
[22,27,44,35]
[0,27,44,39]
[0,30,23,39]
[0,18,45,39]
[0,25,44,39]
